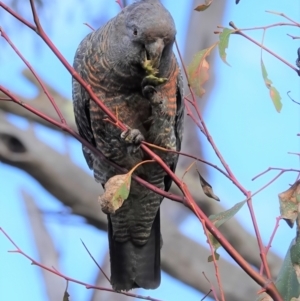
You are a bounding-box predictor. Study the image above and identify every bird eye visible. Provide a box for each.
[133,28,138,36]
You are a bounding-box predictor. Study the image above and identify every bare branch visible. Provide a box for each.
[0,115,280,299]
[21,189,65,301]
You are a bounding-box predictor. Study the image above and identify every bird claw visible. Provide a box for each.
[121,128,145,153]
[142,86,161,104]
[142,85,166,112]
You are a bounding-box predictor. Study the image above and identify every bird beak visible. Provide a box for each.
[145,38,164,69]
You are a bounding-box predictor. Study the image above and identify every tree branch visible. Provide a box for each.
[0,114,282,299]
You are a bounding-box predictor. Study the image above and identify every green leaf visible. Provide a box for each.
[187,43,218,97]
[291,237,300,284]
[111,174,131,208]
[194,0,213,11]
[209,200,246,228]
[276,240,300,300]
[261,59,282,112]
[278,180,300,228]
[206,200,247,257]
[218,28,233,66]
[208,251,220,262]
[257,240,300,301]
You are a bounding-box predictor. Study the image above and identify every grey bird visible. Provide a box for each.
[72,0,184,291]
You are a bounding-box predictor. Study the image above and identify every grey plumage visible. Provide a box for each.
[72,0,184,291]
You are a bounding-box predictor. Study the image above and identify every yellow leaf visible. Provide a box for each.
[187,42,218,97]
[261,59,282,112]
[194,0,213,11]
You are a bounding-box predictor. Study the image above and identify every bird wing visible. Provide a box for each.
[72,33,97,169]
[164,63,184,192]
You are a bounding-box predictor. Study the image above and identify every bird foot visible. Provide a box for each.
[121,128,145,153]
[142,85,167,116]
[142,86,161,105]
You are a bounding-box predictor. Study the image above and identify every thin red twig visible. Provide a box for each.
[0,86,184,204]
[176,36,272,280]
[246,193,271,278]
[218,22,299,32]
[229,21,300,76]
[259,217,281,275]
[0,97,12,101]
[143,141,230,179]
[0,2,285,300]
[83,22,95,31]
[115,0,123,9]
[252,167,300,181]
[251,172,285,198]
[202,272,219,301]
[0,228,162,301]
[265,10,300,26]
[0,28,66,125]
[200,220,225,301]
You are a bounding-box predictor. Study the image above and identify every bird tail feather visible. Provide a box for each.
[108,210,161,291]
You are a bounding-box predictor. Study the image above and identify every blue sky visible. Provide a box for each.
[0,0,299,300]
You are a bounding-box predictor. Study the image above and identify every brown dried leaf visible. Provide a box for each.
[194,0,213,11]
[98,174,131,214]
[278,180,300,228]
[63,281,70,301]
[197,170,220,201]
[63,290,70,301]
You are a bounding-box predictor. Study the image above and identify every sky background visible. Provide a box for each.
[0,0,299,300]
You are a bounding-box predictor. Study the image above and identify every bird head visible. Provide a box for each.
[113,0,176,78]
